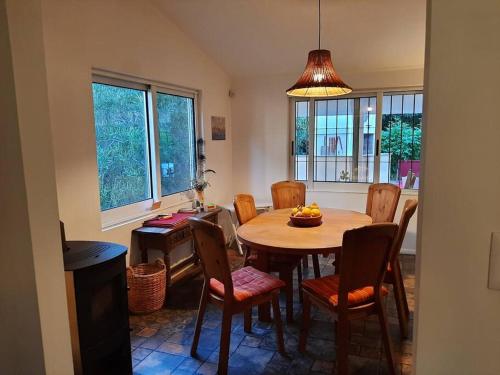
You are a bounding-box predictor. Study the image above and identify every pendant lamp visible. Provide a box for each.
[286,0,352,97]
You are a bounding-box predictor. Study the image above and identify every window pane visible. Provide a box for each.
[157,93,196,196]
[382,95,392,115]
[92,83,151,211]
[381,92,423,189]
[313,97,375,183]
[391,95,403,114]
[295,101,309,181]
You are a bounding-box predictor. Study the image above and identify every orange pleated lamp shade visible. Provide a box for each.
[286,49,352,97]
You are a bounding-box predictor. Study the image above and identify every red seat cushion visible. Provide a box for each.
[210,266,285,302]
[302,275,388,308]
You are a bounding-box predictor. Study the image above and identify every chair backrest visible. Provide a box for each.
[233,194,257,225]
[271,181,306,209]
[366,183,401,223]
[338,223,398,308]
[389,199,418,264]
[188,217,233,297]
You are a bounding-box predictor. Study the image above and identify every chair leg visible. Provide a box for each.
[392,263,409,338]
[395,260,410,318]
[377,301,397,375]
[256,251,272,322]
[336,315,350,375]
[243,245,251,267]
[297,263,303,303]
[298,293,311,353]
[280,270,294,323]
[244,308,252,333]
[218,309,233,375]
[312,254,321,278]
[271,293,285,354]
[191,282,208,356]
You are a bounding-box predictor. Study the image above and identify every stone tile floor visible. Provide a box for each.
[130,253,415,375]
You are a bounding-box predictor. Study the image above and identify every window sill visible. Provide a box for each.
[306,182,419,196]
[101,195,193,231]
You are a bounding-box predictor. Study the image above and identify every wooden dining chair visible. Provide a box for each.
[189,217,285,375]
[366,183,402,223]
[299,223,399,375]
[385,199,418,338]
[271,181,321,279]
[271,180,306,210]
[233,194,258,228]
[234,193,303,323]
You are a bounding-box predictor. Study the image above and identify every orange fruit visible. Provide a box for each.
[302,207,312,217]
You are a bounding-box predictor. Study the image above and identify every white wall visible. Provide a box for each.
[1,0,73,373]
[414,1,500,373]
[231,68,423,252]
[41,0,232,262]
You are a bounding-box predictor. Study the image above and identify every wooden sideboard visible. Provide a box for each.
[133,208,221,287]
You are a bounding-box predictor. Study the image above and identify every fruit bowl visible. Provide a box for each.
[289,214,323,227]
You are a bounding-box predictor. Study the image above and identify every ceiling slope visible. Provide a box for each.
[155,0,426,78]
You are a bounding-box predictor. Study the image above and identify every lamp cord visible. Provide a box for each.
[318,0,321,50]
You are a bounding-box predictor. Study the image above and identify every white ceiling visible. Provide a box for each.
[155,0,426,78]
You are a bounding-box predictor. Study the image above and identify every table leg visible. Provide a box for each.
[139,237,148,263]
[312,254,321,278]
[255,251,272,322]
[333,250,341,275]
[163,251,172,287]
[232,223,244,256]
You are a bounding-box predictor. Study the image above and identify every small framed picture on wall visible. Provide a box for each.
[211,116,226,140]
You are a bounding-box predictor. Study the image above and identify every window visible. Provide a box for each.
[92,83,152,211]
[313,97,376,183]
[291,90,422,190]
[294,101,309,181]
[157,93,196,196]
[380,92,423,189]
[91,75,197,225]
[363,134,375,156]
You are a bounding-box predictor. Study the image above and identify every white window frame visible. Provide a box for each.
[92,70,201,229]
[288,87,422,196]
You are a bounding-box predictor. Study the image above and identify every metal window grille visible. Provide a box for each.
[380,92,423,189]
[292,91,423,189]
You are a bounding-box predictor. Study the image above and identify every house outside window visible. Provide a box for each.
[291,90,422,190]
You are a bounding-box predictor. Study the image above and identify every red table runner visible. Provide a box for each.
[143,212,194,228]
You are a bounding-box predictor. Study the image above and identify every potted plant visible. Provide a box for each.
[191,169,216,210]
[192,138,215,211]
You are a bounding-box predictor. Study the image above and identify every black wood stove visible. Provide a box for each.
[63,240,131,375]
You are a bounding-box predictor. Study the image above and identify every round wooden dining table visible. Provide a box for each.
[236,208,372,321]
[237,208,372,255]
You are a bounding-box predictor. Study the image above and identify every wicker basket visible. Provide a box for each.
[127,259,166,314]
